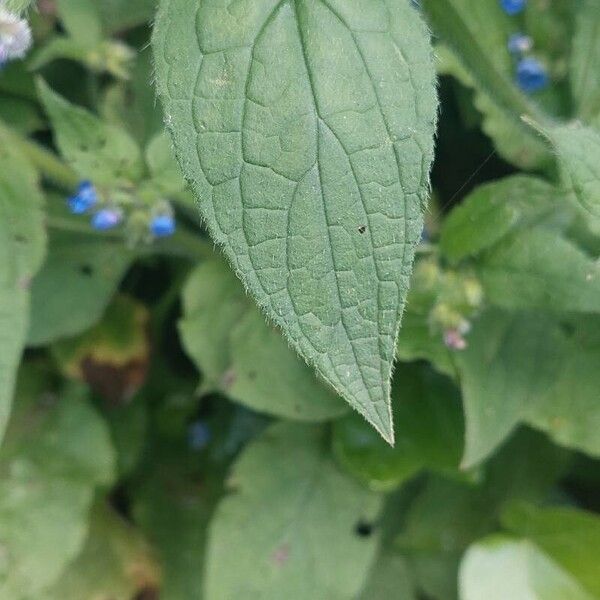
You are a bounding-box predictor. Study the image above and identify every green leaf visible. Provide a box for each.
[440,176,558,264]
[153,0,439,443]
[97,0,157,33]
[145,131,186,196]
[37,80,143,186]
[0,378,115,599]
[180,258,347,421]
[28,232,133,346]
[477,228,600,314]
[502,503,600,598]
[457,310,600,466]
[44,502,160,600]
[396,431,569,600]
[571,0,600,124]
[359,553,416,600]
[459,536,594,600]
[332,363,463,492]
[205,422,383,599]
[0,95,43,134]
[530,121,600,224]
[29,37,95,72]
[395,308,457,379]
[0,140,46,441]
[56,0,103,47]
[134,464,219,600]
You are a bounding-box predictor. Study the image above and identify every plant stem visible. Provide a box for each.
[1,120,214,261]
[0,120,79,189]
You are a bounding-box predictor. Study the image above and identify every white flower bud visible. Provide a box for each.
[0,7,32,63]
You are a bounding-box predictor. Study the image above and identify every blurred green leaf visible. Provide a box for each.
[134,464,219,600]
[457,310,600,466]
[0,140,46,441]
[333,363,463,492]
[56,0,103,47]
[503,503,600,598]
[396,430,569,600]
[97,0,157,33]
[440,176,558,264]
[180,259,347,421]
[0,96,43,133]
[44,502,160,600]
[396,308,457,379]
[530,122,600,230]
[0,378,115,599]
[459,536,594,600]
[38,80,143,186]
[477,228,600,313]
[205,423,383,599]
[28,232,134,346]
[145,131,186,197]
[571,0,600,124]
[358,553,416,600]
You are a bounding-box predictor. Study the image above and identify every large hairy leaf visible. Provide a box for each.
[205,423,383,599]
[0,141,46,441]
[153,0,438,442]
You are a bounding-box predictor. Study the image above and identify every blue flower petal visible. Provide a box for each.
[500,0,526,16]
[91,209,122,231]
[150,214,176,238]
[516,57,549,93]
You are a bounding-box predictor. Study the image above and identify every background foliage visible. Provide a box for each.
[0,0,599,598]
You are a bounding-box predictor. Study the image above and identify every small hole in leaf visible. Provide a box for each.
[358,225,367,234]
[354,520,373,537]
[80,264,94,276]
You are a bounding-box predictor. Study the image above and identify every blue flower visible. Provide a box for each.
[91,208,122,230]
[67,180,98,214]
[150,214,176,238]
[516,57,549,93]
[507,33,533,55]
[500,0,526,15]
[188,421,211,451]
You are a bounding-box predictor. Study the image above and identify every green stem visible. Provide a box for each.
[421,0,553,132]
[45,216,123,239]
[0,121,214,261]
[0,121,78,189]
[48,213,214,261]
